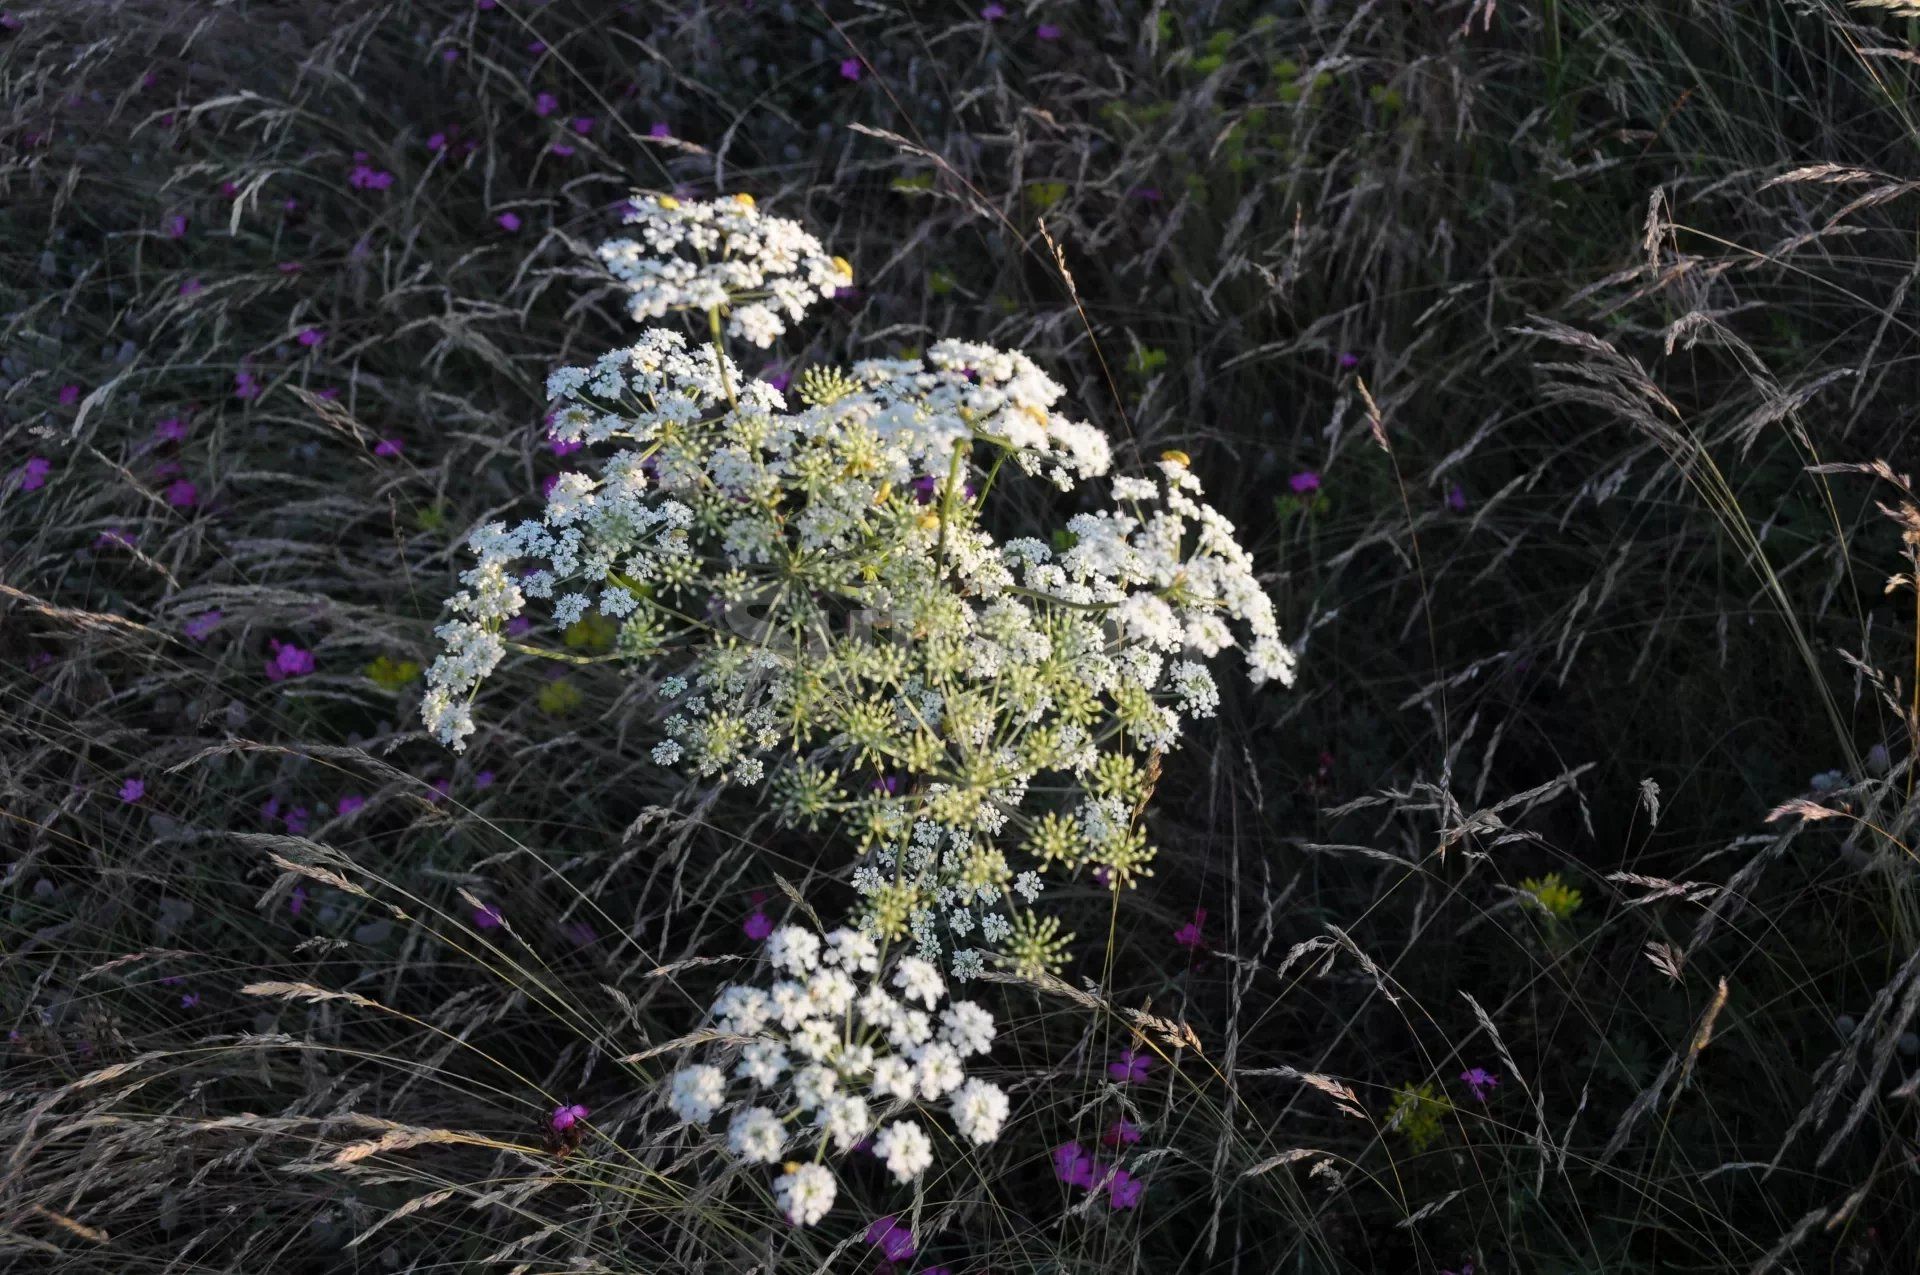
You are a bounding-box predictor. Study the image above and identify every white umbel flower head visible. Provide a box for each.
[768,925,822,975]
[728,1106,786,1163]
[872,1120,935,1184]
[772,1162,838,1226]
[668,1064,727,1124]
[948,1077,1010,1144]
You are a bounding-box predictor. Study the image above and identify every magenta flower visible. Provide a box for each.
[1037,22,1062,39]
[648,121,672,139]
[1107,1168,1144,1210]
[261,796,282,823]
[761,364,792,393]
[336,794,366,817]
[982,3,1007,19]
[440,48,459,64]
[1446,483,1468,512]
[506,615,532,637]
[16,456,51,491]
[474,770,496,789]
[348,162,394,191]
[282,806,310,836]
[475,903,504,929]
[289,884,308,915]
[276,260,303,273]
[550,142,576,157]
[534,91,558,117]
[118,776,146,803]
[497,211,522,232]
[58,383,81,407]
[234,368,261,400]
[427,131,448,152]
[1051,1141,1100,1189]
[1102,1118,1142,1147]
[297,327,325,348]
[1288,470,1321,494]
[428,777,452,803]
[164,478,198,508]
[265,639,315,681]
[571,116,595,135]
[743,910,773,941]
[548,434,582,456]
[550,1103,589,1131]
[527,40,546,54]
[373,438,404,458]
[1336,351,1360,369]
[154,416,188,442]
[1460,1067,1500,1102]
[219,179,239,198]
[163,214,188,239]
[0,13,21,30]
[865,1215,914,1264]
[1108,1048,1150,1085]
[180,992,201,1009]
[179,277,205,297]
[1173,906,1206,950]
[183,610,222,641]
[839,57,863,81]
[95,527,136,550]
[317,387,341,401]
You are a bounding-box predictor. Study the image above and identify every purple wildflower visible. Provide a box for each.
[58,384,81,406]
[1107,1169,1144,1210]
[534,91,558,117]
[839,57,863,81]
[1102,1119,1142,1147]
[265,639,315,681]
[183,611,222,641]
[164,478,198,508]
[348,162,394,191]
[865,1215,915,1264]
[163,213,187,239]
[289,884,308,915]
[497,211,522,232]
[276,260,303,273]
[743,910,773,941]
[1460,1067,1500,1102]
[551,1103,589,1131]
[562,919,597,948]
[474,770,496,789]
[548,434,582,456]
[571,116,594,135]
[95,527,136,550]
[374,438,404,458]
[297,327,325,348]
[234,368,261,400]
[1037,22,1062,39]
[180,278,205,297]
[761,364,791,392]
[441,48,459,64]
[1173,907,1206,951]
[648,121,672,139]
[180,992,201,1009]
[336,794,366,817]
[118,776,146,803]
[154,416,188,442]
[1288,470,1321,494]
[17,456,51,491]
[1051,1141,1100,1189]
[1336,351,1360,369]
[475,903,504,929]
[550,142,575,157]
[982,3,1007,19]
[427,131,447,152]
[1108,1048,1150,1085]
[1446,483,1468,512]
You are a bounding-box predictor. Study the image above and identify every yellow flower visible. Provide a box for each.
[732,192,756,208]
[657,194,680,210]
[364,655,421,691]
[1160,448,1190,468]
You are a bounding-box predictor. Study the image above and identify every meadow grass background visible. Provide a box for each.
[5,1,1920,1270]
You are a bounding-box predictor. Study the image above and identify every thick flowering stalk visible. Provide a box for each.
[422,195,1295,978]
[664,924,1010,1226]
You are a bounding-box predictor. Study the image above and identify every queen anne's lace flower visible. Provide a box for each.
[773,1162,837,1225]
[598,193,851,347]
[658,922,1011,1225]
[424,197,1294,977]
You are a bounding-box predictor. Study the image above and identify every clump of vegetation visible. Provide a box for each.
[5,1,1920,1271]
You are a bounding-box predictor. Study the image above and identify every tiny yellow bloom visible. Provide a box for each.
[832,255,854,282]
[732,192,756,208]
[657,194,680,210]
[873,480,893,505]
[917,511,941,532]
[1160,448,1191,468]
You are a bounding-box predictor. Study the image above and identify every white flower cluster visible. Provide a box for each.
[664,924,1010,1226]
[423,196,1295,975]
[597,193,852,347]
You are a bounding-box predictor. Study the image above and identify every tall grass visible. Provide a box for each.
[4,0,1919,1270]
